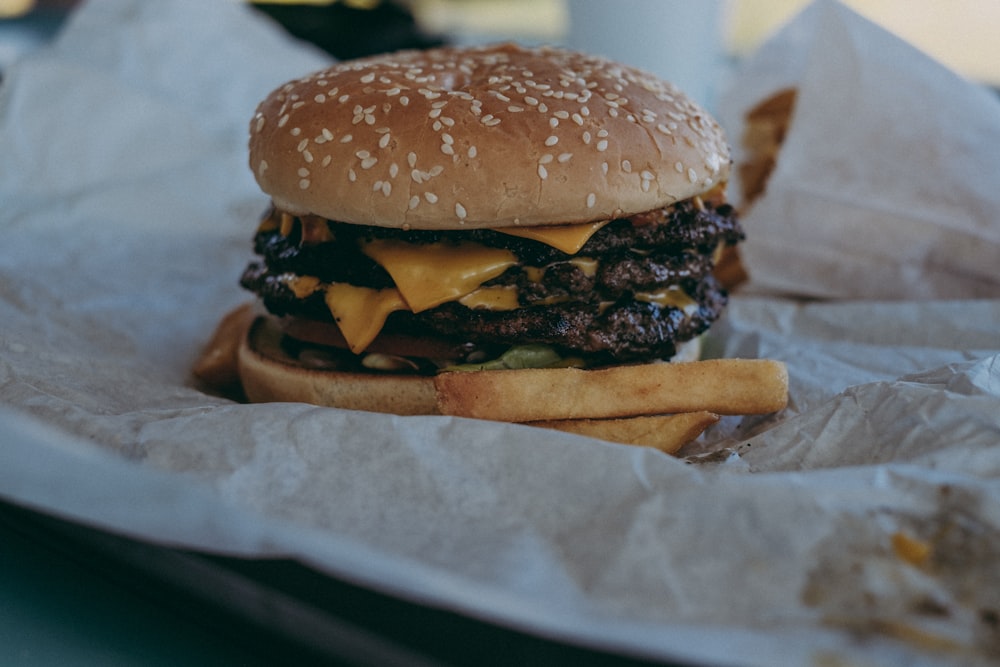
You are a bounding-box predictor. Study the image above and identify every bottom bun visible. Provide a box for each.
[238,315,705,417]
[238,316,439,415]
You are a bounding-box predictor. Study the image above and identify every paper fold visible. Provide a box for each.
[718,0,1000,300]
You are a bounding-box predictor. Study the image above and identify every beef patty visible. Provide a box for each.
[240,199,742,364]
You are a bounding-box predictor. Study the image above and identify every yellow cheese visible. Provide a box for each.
[524,266,546,283]
[361,239,517,313]
[458,285,520,310]
[324,283,407,353]
[286,274,321,299]
[635,286,699,315]
[568,257,599,277]
[498,220,609,254]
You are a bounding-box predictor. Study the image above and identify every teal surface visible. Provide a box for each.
[0,520,265,667]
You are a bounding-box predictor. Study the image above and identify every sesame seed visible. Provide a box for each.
[622,160,632,173]
[441,143,454,155]
[348,169,357,182]
[360,73,375,83]
[340,134,353,143]
[455,202,467,219]
[674,161,684,173]
[387,87,401,96]
[407,152,417,167]
[258,159,268,175]
[321,155,332,167]
[299,178,310,189]
[582,131,592,144]
[549,118,559,128]
[297,139,309,152]
[538,154,553,164]
[355,150,371,159]
[303,150,313,163]
[322,128,334,141]
[290,127,301,137]
[361,157,378,169]
[409,195,420,210]
[314,94,326,103]
[468,146,477,158]
[537,164,548,179]
[586,192,596,208]
[641,170,655,181]
[400,96,409,106]
[441,133,454,145]
[687,168,698,183]
[425,192,438,203]
[379,133,391,148]
[557,152,572,163]
[255,116,265,132]
[601,161,609,175]
[596,139,608,152]
[545,135,559,146]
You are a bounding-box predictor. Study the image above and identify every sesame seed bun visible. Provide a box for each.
[249,43,730,230]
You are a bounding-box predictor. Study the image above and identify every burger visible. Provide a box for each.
[196,43,787,449]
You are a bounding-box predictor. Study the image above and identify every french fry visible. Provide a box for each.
[434,358,788,423]
[739,87,798,206]
[192,302,256,389]
[530,411,720,455]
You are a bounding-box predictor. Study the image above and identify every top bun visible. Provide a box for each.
[249,43,730,230]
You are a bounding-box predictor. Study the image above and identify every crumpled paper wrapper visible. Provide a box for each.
[1,1,999,665]
[717,0,1000,300]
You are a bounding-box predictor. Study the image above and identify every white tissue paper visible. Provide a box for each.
[717,0,1000,300]
[0,1,998,665]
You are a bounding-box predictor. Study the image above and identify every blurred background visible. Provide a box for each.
[2,0,999,107]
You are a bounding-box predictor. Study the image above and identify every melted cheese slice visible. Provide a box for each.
[458,285,520,310]
[498,220,609,254]
[635,286,699,316]
[361,239,517,313]
[323,283,407,353]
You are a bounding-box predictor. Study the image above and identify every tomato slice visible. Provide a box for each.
[280,317,477,361]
